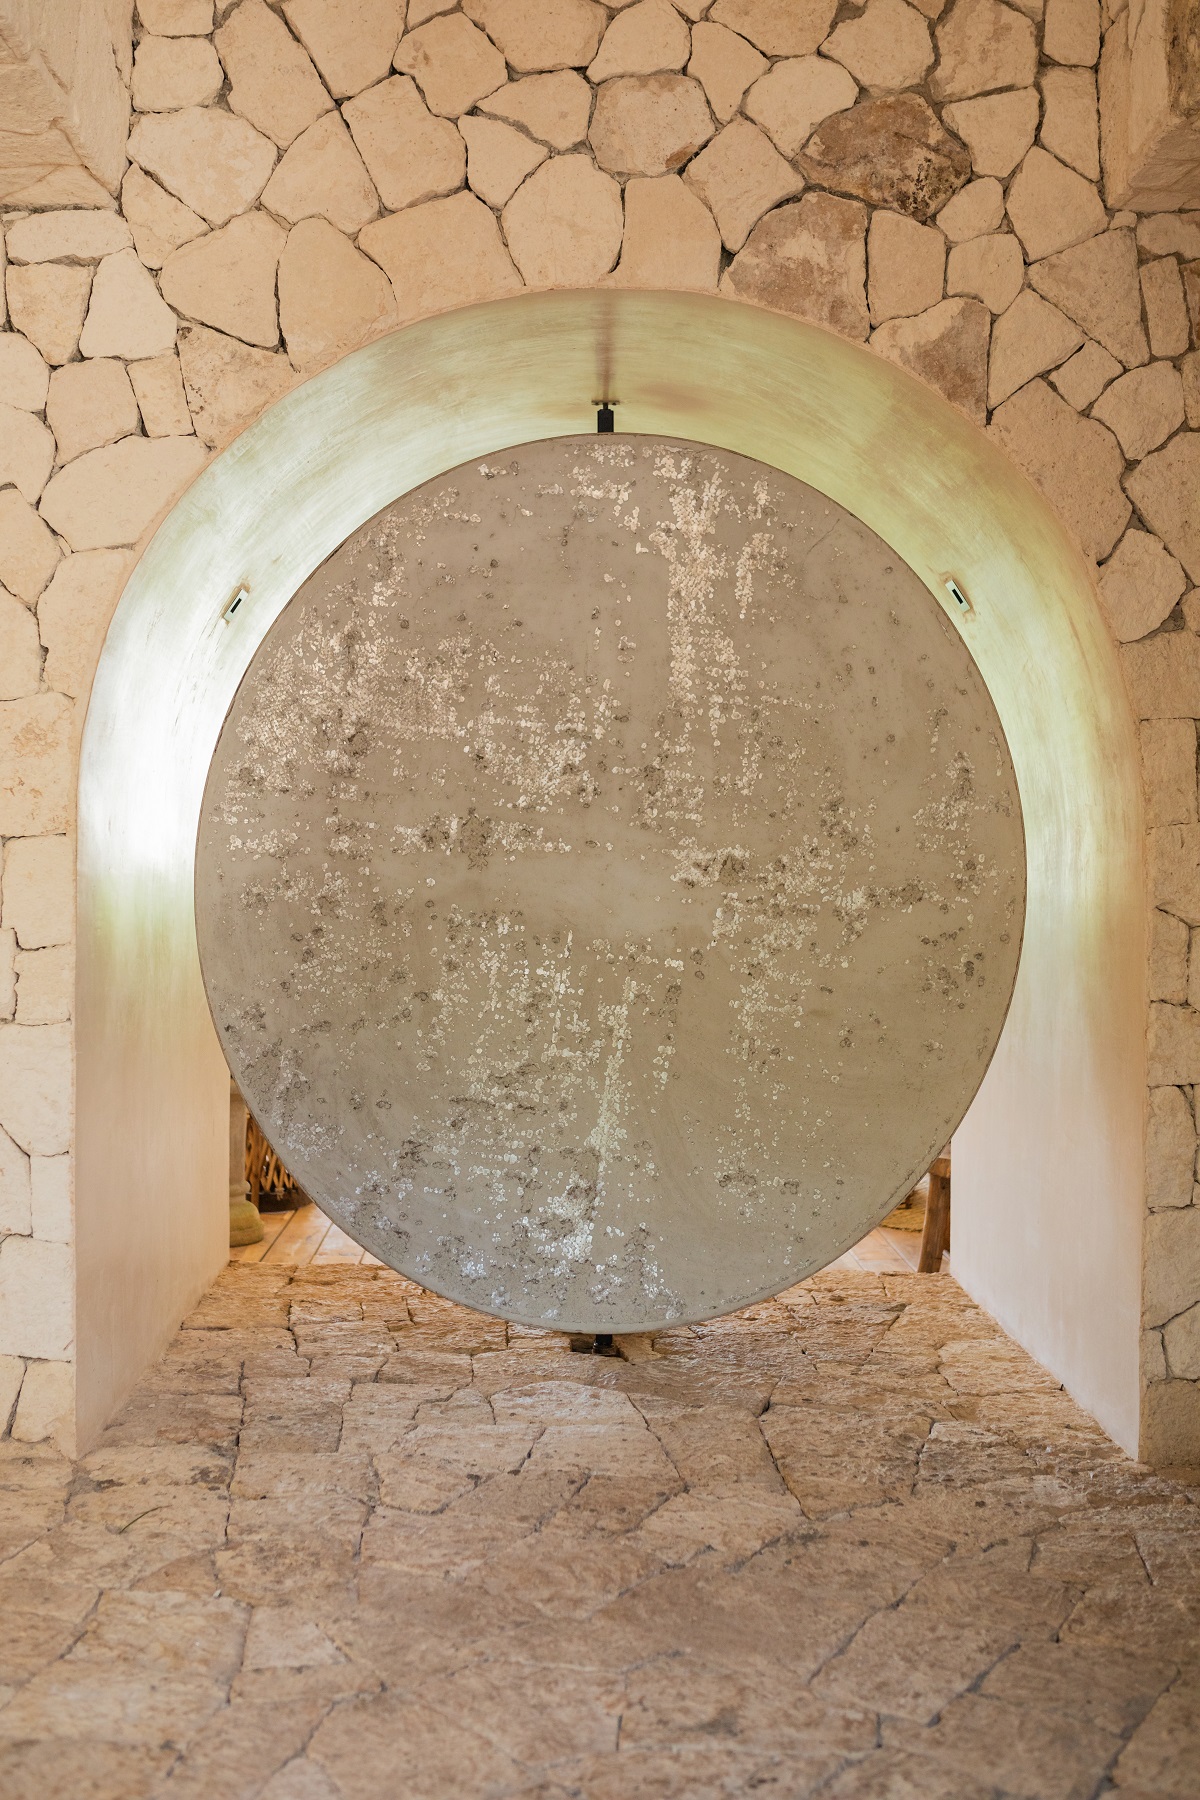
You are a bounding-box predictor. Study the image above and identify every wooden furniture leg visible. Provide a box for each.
[918,1153,951,1272]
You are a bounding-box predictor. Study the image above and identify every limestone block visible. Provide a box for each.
[282,0,404,99]
[261,115,380,237]
[1144,1203,1200,1323]
[177,323,299,450]
[590,75,715,177]
[1163,1300,1200,1377]
[988,378,1129,560]
[930,0,1038,101]
[1039,66,1099,179]
[869,295,990,421]
[941,90,1040,178]
[215,0,332,149]
[1028,230,1148,368]
[1093,363,1184,462]
[396,15,508,115]
[708,0,838,56]
[1185,261,1200,349]
[6,265,92,365]
[0,1233,74,1354]
[0,336,49,413]
[36,549,129,701]
[1122,630,1200,719]
[0,834,74,949]
[1138,215,1200,260]
[78,249,177,362]
[461,0,607,71]
[721,193,869,340]
[1184,352,1200,432]
[39,436,207,552]
[0,595,41,701]
[477,74,594,149]
[132,34,224,111]
[0,1125,31,1236]
[0,493,60,604]
[1151,823,1200,925]
[1141,257,1190,360]
[460,118,548,209]
[798,95,970,223]
[278,217,397,372]
[743,57,858,159]
[1042,0,1100,64]
[128,107,278,227]
[10,1358,74,1451]
[867,211,945,324]
[161,212,284,349]
[610,173,721,290]
[1049,338,1121,407]
[988,290,1084,407]
[1126,436,1200,585]
[1151,907,1189,1002]
[139,0,214,30]
[343,76,465,214]
[1100,530,1187,643]
[358,191,523,324]
[0,406,54,504]
[0,695,74,837]
[0,1355,23,1429]
[688,23,768,125]
[0,926,10,1020]
[1006,147,1107,260]
[1143,1322,1168,1383]
[502,155,624,286]
[4,212,132,265]
[824,0,934,92]
[121,167,208,270]
[1142,717,1197,827]
[1140,1375,1200,1465]
[588,0,690,81]
[30,1154,72,1243]
[15,944,72,1025]
[683,120,803,254]
[129,354,192,439]
[45,361,139,467]
[946,231,1023,313]
[936,176,1004,242]
[1147,1081,1196,1207]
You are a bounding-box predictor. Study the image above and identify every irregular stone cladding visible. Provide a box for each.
[1,0,1198,1463]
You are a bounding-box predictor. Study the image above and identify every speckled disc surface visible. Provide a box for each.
[197,436,1024,1329]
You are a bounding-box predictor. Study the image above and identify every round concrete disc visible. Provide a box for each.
[196,436,1025,1329]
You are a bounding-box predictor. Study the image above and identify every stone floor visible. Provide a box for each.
[1,1262,1197,1800]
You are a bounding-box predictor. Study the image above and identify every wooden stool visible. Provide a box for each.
[918,1152,951,1272]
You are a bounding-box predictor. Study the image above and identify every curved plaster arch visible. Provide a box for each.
[76,292,1145,1452]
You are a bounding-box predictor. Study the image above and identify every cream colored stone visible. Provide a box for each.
[1049,338,1121,407]
[1042,0,1099,64]
[1145,1205,1200,1323]
[590,75,715,177]
[988,289,1083,406]
[1146,1082,1195,1208]
[1039,66,1099,180]
[161,212,284,349]
[0,1232,74,1351]
[5,265,92,365]
[743,57,858,159]
[1138,215,1200,260]
[1184,351,1200,431]
[132,34,224,111]
[128,107,279,227]
[1028,230,1148,367]
[278,217,397,371]
[1,835,74,949]
[4,212,132,265]
[0,492,60,604]
[1151,826,1200,926]
[502,156,624,286]
[0,1125,31,1236]
[177,323,299,449]
[1091,363,1185,461]
[824,0,933,92]
[1151,907,1189,1001]
[1098,529,1187,642]
[0,593,41,700]
[931,0,1038,100]
[477,74,594,149]
[0,1353,23,1428]
[46,360,140,466]
[409,0,458,16]
[10,1357,73,1450]
[1123,632,1200,719]
[866,211,946,326]
[869,295,990,420]
[0,696,73,837]
[129,355,192,438]
[721,193,868,339]
[687,22,768,124]
[1141,257,1190,359]
[1141,717,1197,827]
[588,0,691,81]
[0,406,54,504]
[708,0,838,56]
[30,1153,72,1243]
[683,119,803,254]
[15,944,72,1025]
[216,0,332,149]
[77,249,177,362]
[358,191,523,324]
[946,231,1023,313]
[1163,1301,1200,1377]
[462,0,607,69]
[940,89,1039,178]
[1006,146,1107,260]
[610,173,721,289]
[0,927,11,1022]
[396,14,508,116]
[39,436,207,552]
[37,550,130,700]
[261,114,380,236]
[1189,923,1200,1006]
[460,117,548,209]
[121,166,208,269]
[0,335,49,413]
[139,0,213,30]
[936,176,1004,242]
[1126,436,1200,585]
[988,377,1129,560]
[283,0,403,99]
[343,76,465,214]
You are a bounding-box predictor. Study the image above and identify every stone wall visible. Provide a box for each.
[1100,0,1200,211]
[1,0,1198,1461]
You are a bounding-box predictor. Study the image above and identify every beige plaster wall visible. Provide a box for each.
[0,0,1196,1461]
